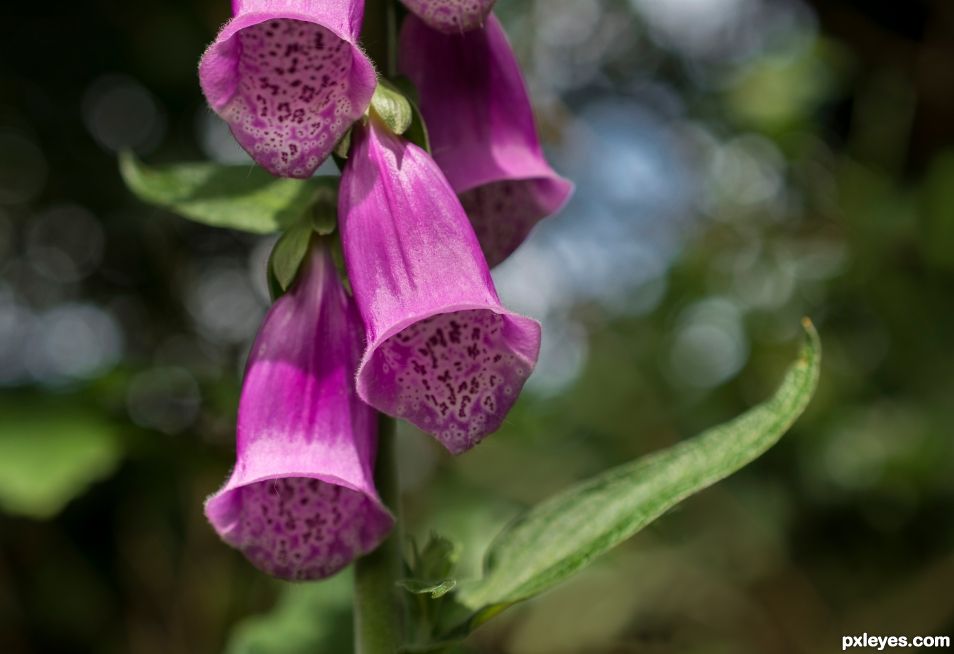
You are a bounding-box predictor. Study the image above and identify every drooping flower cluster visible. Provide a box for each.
[199,0,570,579]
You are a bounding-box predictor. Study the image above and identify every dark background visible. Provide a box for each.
[1,0,953,652]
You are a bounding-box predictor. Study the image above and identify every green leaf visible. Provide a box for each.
[402,96,431,155]
[0,398,122,518]
[267,222,314,300]
[412,533,460,581]
[455,319,821,625]
[370,80,413,136]
[333,129,353,160]
[400,534,459,596]
[265,182,338,299]
[119,151,334,234]
[310,184,338,235]
[399,533,463,647]
[397,578,457,599]
[399,534,459,597]
[393,76,431,154]
[225,573,353,654]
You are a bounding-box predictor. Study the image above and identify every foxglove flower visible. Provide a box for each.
[339,119,541,454]
[400,0,495,34]
[199,0,377,178]
[399,14,573,266]
[205,244,393,580]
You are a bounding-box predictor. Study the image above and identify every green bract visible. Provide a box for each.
[266,184,339,299]
[392,76,431,154]
[399,533,460,600]
[267,222,315,300]
[370,80,414,137]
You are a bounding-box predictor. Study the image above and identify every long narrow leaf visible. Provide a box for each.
[456,319,821,625]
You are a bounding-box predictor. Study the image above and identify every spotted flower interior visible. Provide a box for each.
[219,19,362,177]
[458,178,571,267]
[365,309,534,454]
[400,0,495,33]
[223,477,390,581]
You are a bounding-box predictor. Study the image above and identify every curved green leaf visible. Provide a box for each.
[267,222,314,300]
[455,319,821,624]
[119,152,334,234]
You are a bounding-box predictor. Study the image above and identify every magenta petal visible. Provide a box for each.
[399,13,573,266]
[205,245,393,581]
[199,0,377,178]
[339,121,541,454]
[399,0,495,33]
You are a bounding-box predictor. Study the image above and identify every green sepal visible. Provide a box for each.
[392,76,431,154]
[370,79,414,136]
[266,184,338,300]
[333,128,353,160]
[311,183,338,235]
[267,222,314,301]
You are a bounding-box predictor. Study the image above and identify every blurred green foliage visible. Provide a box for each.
[225,574,354,654]
[0,396,121,518]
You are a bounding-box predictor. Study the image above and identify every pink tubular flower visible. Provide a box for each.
[399,14,573,267]
[199,0,377,178]
[338,119,541,455]
[205,243,393,581]
[399,0,495,34]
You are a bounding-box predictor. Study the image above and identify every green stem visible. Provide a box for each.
[354,415,403,654]
[362,0,398,78]
[354,5,402,653]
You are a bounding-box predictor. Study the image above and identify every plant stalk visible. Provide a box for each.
[354,5,402,652]
[354,415,403,654]
[362,0,398,78]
